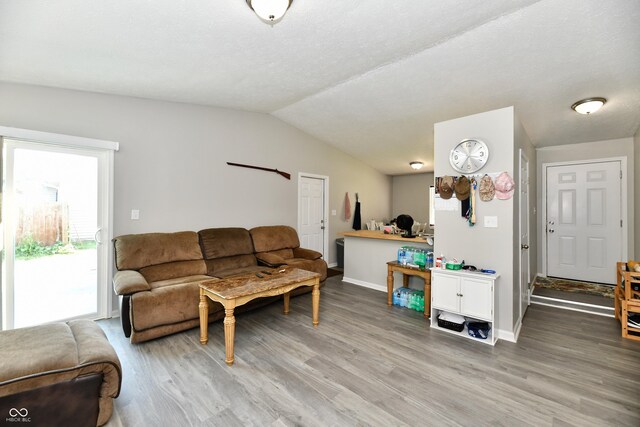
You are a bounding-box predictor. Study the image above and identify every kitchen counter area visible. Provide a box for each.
[342,230,433,292]
[342,230,430,243]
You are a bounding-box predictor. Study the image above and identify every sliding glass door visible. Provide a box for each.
[2,139,112,329]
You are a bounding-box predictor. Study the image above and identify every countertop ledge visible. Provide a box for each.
[342,230,431,243]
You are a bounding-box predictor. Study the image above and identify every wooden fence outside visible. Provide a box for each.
[16,203,69,246]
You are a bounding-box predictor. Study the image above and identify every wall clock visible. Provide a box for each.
[449,138,489,173]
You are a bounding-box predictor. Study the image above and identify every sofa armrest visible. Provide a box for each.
[293,247,322,260]
[256,253,287,267]
[113,270,150,295]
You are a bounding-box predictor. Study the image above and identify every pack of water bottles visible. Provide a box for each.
[392,287,425,313]
[397,246,433,269]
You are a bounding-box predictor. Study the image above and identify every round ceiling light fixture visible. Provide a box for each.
[410,161,424,170]
[571,97,607,115]
[246,0,292,24]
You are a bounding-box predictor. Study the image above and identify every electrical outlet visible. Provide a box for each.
[131,209,140,220]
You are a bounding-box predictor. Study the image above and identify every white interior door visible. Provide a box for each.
[546,161,622,284]
[519,150,530,319]
[2,139,112,329]
[298,175,326,257]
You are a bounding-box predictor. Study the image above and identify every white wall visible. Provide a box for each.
[0,82,392,310]
[434,106,517,338]
[635,128,640,258]
[391,172,434,227]
[536,137,635,271]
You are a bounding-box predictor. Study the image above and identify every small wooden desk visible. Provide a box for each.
[386,261,431,318]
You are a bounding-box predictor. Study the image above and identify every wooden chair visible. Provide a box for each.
[615,262,640,341]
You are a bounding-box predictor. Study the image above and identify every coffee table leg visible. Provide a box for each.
[223,308,236,366]
[283,292,291,315]
[312,282,320,327]
[199,293,209,345]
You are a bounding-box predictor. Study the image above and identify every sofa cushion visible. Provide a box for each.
[262,248,294,260]
[0,323,78,383]
[212,265,265,278]
[285,258,328,282]
[113,231,203,271]
[130,279,220,331]
[148,274,212,290]
[293,247,322,260]
[198,227,255,259]
[250,225,300,252]
[139,260,207,283]
[204,254,258,276]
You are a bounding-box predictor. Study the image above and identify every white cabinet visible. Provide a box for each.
[430,269,498,345]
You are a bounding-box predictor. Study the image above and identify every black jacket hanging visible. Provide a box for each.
[352,193,362,230]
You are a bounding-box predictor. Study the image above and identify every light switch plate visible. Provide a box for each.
[131,209,140,220]
[331,209,337,216]
[484,216,498,228]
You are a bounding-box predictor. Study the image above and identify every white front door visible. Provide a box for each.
[519,150,530,319]
[298,175,326,257]
[546,161,622,284]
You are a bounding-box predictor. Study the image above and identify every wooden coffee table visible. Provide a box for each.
[199,267,321,366]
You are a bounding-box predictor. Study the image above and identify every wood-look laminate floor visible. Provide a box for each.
[101,276,640,427]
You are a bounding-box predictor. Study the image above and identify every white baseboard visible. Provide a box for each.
[342,277,386,293]
[497,329,517,343]
[512,319,522,342]
[327,262,338,268]
[111,308,120,319]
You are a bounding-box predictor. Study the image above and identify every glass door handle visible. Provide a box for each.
[94,228,103,245]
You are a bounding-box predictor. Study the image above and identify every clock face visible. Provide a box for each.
[449,139,489,173]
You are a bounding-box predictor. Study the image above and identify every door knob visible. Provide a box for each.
[521,244,529,250]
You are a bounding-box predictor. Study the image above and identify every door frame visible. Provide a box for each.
[541,157,627,279]
[297,172,329,260]
[518,149,530,323]
[0,126,118,329]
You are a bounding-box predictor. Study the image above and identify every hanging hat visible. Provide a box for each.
[494,172,516,200]
[454,176,470,201]
[479,175,495,202]
[438,175,454,200]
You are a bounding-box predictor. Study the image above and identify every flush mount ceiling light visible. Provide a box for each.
[571,97,607,115]
[246,0,292,24]
[410,161,424,170]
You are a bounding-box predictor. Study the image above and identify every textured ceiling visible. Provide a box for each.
[1,0,639,175]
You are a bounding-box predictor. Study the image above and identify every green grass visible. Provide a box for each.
[15,237,96,260]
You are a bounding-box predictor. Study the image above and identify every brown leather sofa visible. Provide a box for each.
[112,226,327,343]
[0,320,121,426]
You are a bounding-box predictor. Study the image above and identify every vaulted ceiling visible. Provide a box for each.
[1,0,639,174]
